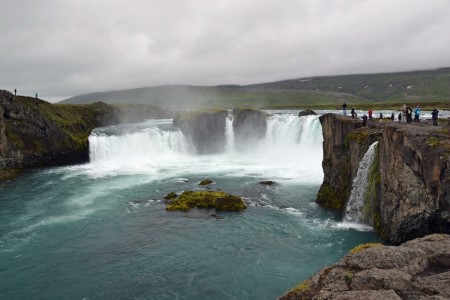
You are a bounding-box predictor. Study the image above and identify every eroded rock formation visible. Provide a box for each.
[173,110,228,154]
[280,234,450,300]
[317,113,450,244]
[232,108,267,147]
[316,114,382,210]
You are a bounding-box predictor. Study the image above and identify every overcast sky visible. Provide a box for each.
[1,0,450,101]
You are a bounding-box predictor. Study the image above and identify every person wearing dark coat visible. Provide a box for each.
[391,113,395,120]
[342,102,347,115]
[398,113,402,123]
[362,114,368,127]
[351,108,355,118]
[431,108,439,126]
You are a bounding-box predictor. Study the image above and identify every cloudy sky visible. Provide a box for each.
[1,0,450,101]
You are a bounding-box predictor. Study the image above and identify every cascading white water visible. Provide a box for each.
[87,113,324,182]
[225,116,235,152]
[344,141,379,224]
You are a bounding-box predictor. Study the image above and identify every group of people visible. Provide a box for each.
[399,104,421,123]
[342,102,440,126]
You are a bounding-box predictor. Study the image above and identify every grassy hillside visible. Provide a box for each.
[61,67,450,109]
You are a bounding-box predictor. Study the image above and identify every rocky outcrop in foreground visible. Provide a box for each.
[280,234,450,300]
[173,110,228,154]
[317,113,450,244]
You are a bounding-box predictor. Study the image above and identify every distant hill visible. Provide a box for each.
[61,67,450,110]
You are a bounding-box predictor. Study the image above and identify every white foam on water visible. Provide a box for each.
[84,114,324,183]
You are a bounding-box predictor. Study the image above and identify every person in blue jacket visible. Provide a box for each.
[414,106,421,123]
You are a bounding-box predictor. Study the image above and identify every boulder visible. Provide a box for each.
[173,110,228,154]
[199,179,213,185]
[259,180,276,185]
[298,109,317,117]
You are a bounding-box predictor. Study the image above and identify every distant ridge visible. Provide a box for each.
[61,67,450,109]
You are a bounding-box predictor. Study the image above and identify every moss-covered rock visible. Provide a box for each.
[349,243,383,254]
[166,190,246,212]
[199,179,213,185]
[164,192,178,200]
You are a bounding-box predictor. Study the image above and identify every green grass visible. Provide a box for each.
[61,67,450,110]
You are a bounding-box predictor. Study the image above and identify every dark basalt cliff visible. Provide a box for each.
[173,110,228,154]
[232,108,267,148]
[317,113,450,244]
[316,114,382,210]
[0,90,171,180]
[280,234,450,300]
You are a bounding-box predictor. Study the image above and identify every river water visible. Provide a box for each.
[0,112,378,299]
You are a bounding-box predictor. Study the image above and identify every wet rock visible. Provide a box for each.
[199,179,213,185]
[259,180,276,185]
[232,108,267,148]
[164,192,178,200]
[298,109,317,117]
[173,110,228,154]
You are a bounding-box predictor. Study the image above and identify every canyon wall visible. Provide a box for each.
[318,113,450,244]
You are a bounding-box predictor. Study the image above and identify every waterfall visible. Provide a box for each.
[86,113,324,181]
[225,116,235,152]
[89,122,188,165]
[344,141,379,224]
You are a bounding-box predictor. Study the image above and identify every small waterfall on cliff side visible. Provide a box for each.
[344,141,379,224]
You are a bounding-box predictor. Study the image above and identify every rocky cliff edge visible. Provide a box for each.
[280,234,450,300]
[317,113,450,244]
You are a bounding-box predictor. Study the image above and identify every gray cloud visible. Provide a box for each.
[1,0,449,101]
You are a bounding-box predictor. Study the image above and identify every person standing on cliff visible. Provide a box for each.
[342,102,347,115]
[402,104,407,121]
[379,113,383,123]
[431,108,439,126]
[414,105,421,123]
[362,114,368,126]
[406,106,413,123]
[391,113,395,121]
[14,89,16,96]
[368,109,373,120]
[398,113,402,123]
[351,107,355,118]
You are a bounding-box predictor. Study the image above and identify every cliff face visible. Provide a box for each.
[318,113,450,244]
[316,114,382,210]
[280,234,450,300]
[173,110,228,154]
[0,90,171,180]
[379,124,450,244]
[232,108,267,149]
